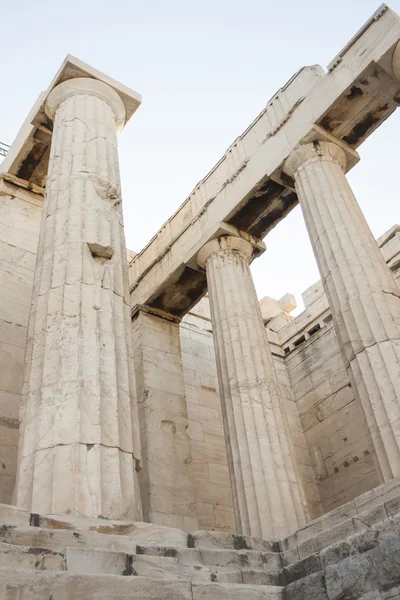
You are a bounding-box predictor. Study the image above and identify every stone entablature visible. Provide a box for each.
[128,4,400,318]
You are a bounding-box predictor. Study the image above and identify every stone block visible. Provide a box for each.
[131,553,211,581]
[320,512,400,569]
[192,582,283,599]
[385,495,400,518]
[194,480,232,507]
[0,542,65,571]
[0,568,193,599]
[189,530,274,552]
[283,552,322,584]
[189,531,235,550]
[196,502,215,527]
[35,514,189,548]
[211,568,242,583]
[383,585,400,599]
[296,503,387,560]
[0,504,30,527]
[280,546,300,567]
[137,546,266,569]
[241,568,283,585]
[325,537,400,599]
[214,507,235,532]
[66,547,130,575]
[0,525,139,554]
[284,571,328,600]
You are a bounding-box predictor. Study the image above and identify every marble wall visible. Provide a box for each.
[0,176,398,530]
[0,183,42,503]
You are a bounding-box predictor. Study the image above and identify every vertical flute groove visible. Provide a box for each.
[199,237,307,540]
[14,79,142,519]
[285,141,400,482]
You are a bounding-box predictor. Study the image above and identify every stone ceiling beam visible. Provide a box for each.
[129,4,400,316]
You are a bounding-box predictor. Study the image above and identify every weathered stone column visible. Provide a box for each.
[197,236,307,540]
[14,78,142,519]
[284,141,400,482]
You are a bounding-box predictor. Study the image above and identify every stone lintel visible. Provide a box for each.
[131,303,182,324]
[2,54,141,189]
[377,223,400,247]
[129,7,400,317]
[0,173,44,207]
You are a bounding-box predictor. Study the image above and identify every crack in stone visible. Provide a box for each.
[21,441,136,458]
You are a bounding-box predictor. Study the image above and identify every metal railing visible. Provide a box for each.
[0,141,9,157]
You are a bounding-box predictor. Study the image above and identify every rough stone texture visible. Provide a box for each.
[282,289,379,513]
[284,141,400,484]
[189,530,275,552]
[14,78,142,519]
[132,307,198,532]
[197,236,307,540]
[0,182,41,505]
[3,13,400,587]
[0,570,194,600]
[284,571,329,600]
[65,547,130,575]
[0,487,400,598]
[180,298,235,533]
[191,582,283,599]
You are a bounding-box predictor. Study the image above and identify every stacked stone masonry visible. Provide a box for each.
[2,477,400,598]
[2,156,400,534]
[1,162,398,528]
[3,5,400,597]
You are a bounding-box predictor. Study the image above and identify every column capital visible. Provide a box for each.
[197,235,254,269]
[283,141,347,179]
[45,77,126,132]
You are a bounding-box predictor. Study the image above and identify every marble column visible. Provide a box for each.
[14,78,142,519]
[197,236,307,540]
[284,141,400,482]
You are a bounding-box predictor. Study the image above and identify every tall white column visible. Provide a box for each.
[197,236,307,541]
[14,78,142,519]
[284,141,400,482]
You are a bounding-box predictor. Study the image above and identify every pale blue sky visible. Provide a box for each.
[2,0,400,313]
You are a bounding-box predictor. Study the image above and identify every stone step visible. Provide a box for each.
[137,544,282,570]
[0,505,30,528]
[0,534,283,585]
[66,547,213,581]
[0,568,284,599]
[189,530,276,552]
[32,512,189,548]
[0,542,66,571]
[279,481,400,558]
[65,547,282,585]
[0,525,138,554]
[280,500,399,564]
[34,512,276,552]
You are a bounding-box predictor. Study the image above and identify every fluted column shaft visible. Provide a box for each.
[284,141,400,481]
[14,78,142,519]
[198,236,307,540]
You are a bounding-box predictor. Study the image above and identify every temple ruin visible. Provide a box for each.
[1,4,400,598]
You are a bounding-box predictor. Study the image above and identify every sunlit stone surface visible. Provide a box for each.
[14,77,142,519]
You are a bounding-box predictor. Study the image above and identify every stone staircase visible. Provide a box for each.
[2,478,400,598]
[0,505,283,599]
